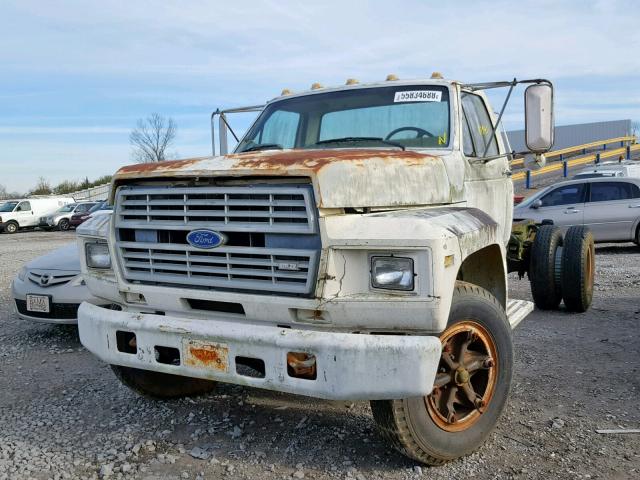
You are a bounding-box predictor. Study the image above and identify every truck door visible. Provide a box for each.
[583,181,640,241]
[460,92,511,243]
[15,201,35,227]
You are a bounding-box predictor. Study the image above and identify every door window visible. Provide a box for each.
[17,201,31,212]
[540,184,586,207]
[588,182,640,202]
[461,93,498,157]
[461,109,475,157]
[75,203,92,213]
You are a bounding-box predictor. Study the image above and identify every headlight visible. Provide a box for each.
[86,242,111,269]
[371,256,414,291]
[17,266,28,281]
[69,274,86,286]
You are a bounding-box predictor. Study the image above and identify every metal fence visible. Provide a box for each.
[69,183,110,201]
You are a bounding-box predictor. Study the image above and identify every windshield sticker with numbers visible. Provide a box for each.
[394,90,442,102]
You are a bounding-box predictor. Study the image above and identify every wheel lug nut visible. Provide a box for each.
[483,358,494,368]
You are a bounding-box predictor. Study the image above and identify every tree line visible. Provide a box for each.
[0,174,113,200]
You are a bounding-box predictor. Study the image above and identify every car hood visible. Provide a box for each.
[112,149,454,209]
[27,243,80,272]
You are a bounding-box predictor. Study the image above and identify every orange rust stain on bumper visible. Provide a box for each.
[184,340,229,372]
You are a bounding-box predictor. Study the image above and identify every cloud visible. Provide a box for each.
[1,0,639,191]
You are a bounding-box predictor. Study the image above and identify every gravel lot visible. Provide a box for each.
[1,230,639,480]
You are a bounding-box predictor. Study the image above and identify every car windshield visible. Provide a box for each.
[236,85,451,152]
[58,204,76,213]
[0,201,18,212]
[88,201,112,213]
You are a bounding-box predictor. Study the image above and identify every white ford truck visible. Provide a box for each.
[77,74,594,465]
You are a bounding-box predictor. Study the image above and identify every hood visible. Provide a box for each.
[27,243,80,271]
[113,149,452,209]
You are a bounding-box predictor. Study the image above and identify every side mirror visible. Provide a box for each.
[531,199,543,209]
[525,83,554,154]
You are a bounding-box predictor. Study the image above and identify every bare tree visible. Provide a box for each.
[129,113,177,163]
[31,177,52,196]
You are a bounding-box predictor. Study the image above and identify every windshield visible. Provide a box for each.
[0,201,18,212]
[88,201,111,213]
[58,204,76,213]
[236,85,450,152]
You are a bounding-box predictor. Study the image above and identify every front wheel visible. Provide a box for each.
[58,218,70,231]
[4,221,18,234]
[111,365,216,399]
[371,282,513,465]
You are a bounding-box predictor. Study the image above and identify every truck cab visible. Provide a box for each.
[76,74,565,465]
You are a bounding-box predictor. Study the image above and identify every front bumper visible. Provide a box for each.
[78,302,442,401]
[12,276,103,324]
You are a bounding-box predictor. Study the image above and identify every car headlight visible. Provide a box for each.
[86,242,111,269]
[17,266,28,281]
[69,274,86,286]
[370,256,414,291]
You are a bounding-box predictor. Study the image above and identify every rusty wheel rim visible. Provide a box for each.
[586,242,595,291]
[425,321,498,432]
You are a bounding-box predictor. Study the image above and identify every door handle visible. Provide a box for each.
[629,204,640,208]
[564,207,580,214]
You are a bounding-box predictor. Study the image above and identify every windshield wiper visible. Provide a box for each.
[240,143,283,152]
[311,136,405,151]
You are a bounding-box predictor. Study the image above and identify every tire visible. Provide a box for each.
[529,225,563,310]
[561,226,595,313]
[4,221,18,234]
[58,218,70,231]
[370,281,513,465]
[111,365,216,399]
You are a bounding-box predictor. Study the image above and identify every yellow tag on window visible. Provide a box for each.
[438,132,447,145]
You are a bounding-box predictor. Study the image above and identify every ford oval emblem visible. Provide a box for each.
[186,229,227,249]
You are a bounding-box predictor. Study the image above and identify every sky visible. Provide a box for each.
[1,0,639,193]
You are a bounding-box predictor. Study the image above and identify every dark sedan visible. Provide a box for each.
[69,201,112,227]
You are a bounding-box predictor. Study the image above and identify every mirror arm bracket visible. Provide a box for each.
[482,78,517,158]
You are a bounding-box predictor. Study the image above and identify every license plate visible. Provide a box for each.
[183,339,229,373]
[26,294,50,313]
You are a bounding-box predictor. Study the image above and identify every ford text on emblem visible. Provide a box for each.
[186,229,227,249]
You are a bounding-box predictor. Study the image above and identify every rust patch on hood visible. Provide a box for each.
[114,149,438,177]
[117,157,209,175]
[226,148,437,171]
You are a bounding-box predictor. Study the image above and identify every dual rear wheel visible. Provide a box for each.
[529,225,595,312]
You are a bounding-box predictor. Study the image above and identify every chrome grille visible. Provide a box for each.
[116,185,315,233]
[114,184,320,296]
[28,270,78,287]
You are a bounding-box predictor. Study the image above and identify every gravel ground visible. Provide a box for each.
[1,230,639,480]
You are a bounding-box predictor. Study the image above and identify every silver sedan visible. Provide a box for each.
[514,177,640,244]
[12,243,110,324]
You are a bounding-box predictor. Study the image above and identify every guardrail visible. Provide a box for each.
[512,143,640,187]
[510,135,636,167]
